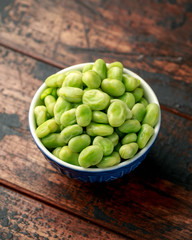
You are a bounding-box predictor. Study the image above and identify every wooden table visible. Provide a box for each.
[0,0,192,239]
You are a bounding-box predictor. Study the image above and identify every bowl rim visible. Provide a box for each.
[29,62,161,173]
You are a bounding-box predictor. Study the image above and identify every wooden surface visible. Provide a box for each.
[0,0,192,239]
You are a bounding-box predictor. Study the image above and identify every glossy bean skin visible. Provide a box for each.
[68,134,91,152]
[76,104,92,127]
[34,106,47,126]
[62,71,83,89]
[52,147,62,158]
[108,61,123,70]
[142,103,160,127]
[92,111,108,124]
[61,124,83,143]
[82,64,93,73]
[82,70,101,89]
[101,79,125,97]
[93,136,114,156]
[40,87,57,100]
[86,122,114,136]
[59,146,80,166]
[123,74,140,91]
[35,119,58,138]
[111,99,132,120]
[54,97,72,124]
[137,124,154,149]
[78,145,103,168]
[118,119,141,133]
[107,67,123,81]
[41,133,67,148]
[92,59,107,80]
[45,73,65,88]
[121,133,137,145]
[107,100,127,127]
[119,143,138,159]
[96,152,121,168]
[132,87,143,102]
[132,103,146,122]
[138,97,148,108]
[107,132,119,147]
[44,95,56,117]
[83,89,110,110]
[58,87,84,103]
[118,92,135,110]
[60,108,76,127]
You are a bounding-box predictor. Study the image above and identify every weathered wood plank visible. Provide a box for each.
[0,0,192,115]
[0,45,192,239]
[0,186,127,240]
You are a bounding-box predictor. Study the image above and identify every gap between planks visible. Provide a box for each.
[0,178,133,240]
[0,41,191,121]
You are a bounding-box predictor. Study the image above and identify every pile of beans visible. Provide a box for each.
[34,59,159,168]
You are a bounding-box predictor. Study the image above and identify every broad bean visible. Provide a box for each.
[54,97,72,124]
[92,59,107,80]
[96,152,120,168]
[82,64,93,73]
[107,67,123,81]
[101,79,125,97]
[138,97,148,108]
[59,146,80,166]
[132,103,146,122]
[118,92,135,109]
[34,106,47,126]
[82,70,101,89]
[68,134,91,152]
[45,73,65,87]
[78,145,103,168]
[36,119,58,138]
[76,104,92,127]
[142,103,159,127]
[86,122,114,136]
[123,74,140,91]
[93,136,114,156]
[107,132,119,147]
[121,133,137,145]
[41,87,57,100]
[44,95,56,117]
[58,87,84,103]
[61,124,83,143]
[132,87,143,102]
[137,124,154,149]
[41,133,67,148]
[119,143,138,159]
[108,61,123,70]
[60,108,76,127]
[62,71,83,89]
[118,119,141,133]
[92,111,108,124]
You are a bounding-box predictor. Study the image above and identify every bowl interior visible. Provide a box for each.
[29,63,161,173]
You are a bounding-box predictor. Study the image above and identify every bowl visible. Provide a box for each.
[29,63,161,183]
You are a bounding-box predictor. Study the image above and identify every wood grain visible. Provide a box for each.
[0,0,192,115]
[0,45,192,239]
[0,186,127,240]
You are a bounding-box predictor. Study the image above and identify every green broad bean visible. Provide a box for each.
[137,124,154,149]
[40,87,57,100]
[142,103,159,127]
[68,134,91,152]
[82,64,93,73]
[101,79,125,97]
[118,119,141,133]
[86,122,114,136]
[107,67,123,81]
[132,103,146,122]
[82,70,101,89]
[41,133,67,148]
[110,99,132,120]
[36,119,58,138]
[138,97,148,108]
[62,71,83,89]
[76,104,92,127]
[34,106,47,127]
[52,147,62,158]
[119,143,138,159]
[54,97,72,124]
[60,108,76,127]
[132,87,143,102]
[59,146,80,166]
[123,74,140,91]
[92,59,107,80]
[107,100,127,127]
[93,136,114,156]
[96,152,120,168]
[45,73,65,87]
[118,92,135,109]
[58,87,84,103]
[107,61,123,70]
[44,95,56,117]
[65,70,82,77]
[107,132,119,147]
[61,124,83,143]
[83,89,110,110]
[78,145,103,168]
[92,111,108,124]
[121,133,137,145]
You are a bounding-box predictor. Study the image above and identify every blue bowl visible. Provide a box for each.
[29,63,161,183]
